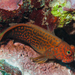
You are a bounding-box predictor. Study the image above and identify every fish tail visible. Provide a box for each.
[0,30,6,41]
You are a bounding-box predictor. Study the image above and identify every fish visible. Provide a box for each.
[0,23,74,63]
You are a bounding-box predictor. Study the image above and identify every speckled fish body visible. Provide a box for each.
[0,23,62,54]
[0,23,74,63]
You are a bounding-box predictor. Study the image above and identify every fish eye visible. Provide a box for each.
[67,51,71,55]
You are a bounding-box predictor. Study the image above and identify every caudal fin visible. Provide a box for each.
[0,30,6,41]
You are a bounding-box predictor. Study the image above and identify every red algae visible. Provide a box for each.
[31,0,44,8]
[29,7,58,32]
[0,40,74,75]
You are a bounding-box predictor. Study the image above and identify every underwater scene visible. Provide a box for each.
[0,0,75,75]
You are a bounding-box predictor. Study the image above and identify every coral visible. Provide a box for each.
[0,0,46,23]
[29,3,58,32]
[0,60,22,75]
[1,0,75,32]
[63,0,75,11]
[31,0,45,8]
[0,0,31,23]
[0,0,23,11]
[0,0,59,32]
[0,40,74,75]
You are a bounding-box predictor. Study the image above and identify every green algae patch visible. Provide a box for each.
[51,2,75,27]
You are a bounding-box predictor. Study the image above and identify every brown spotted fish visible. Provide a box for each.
[0,23,74,63]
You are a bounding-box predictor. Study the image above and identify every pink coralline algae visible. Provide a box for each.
[0,0,32,23]
[0,0,23,11]
[63,0,75,11]
[0,40,74,75]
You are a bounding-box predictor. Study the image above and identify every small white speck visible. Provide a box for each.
[44,17,47,20]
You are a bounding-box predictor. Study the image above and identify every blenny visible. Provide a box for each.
[0,23,75,63]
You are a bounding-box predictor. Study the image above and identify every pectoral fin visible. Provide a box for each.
[30,55,48,63]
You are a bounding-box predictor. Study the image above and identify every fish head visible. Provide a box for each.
[55,42,75,63]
